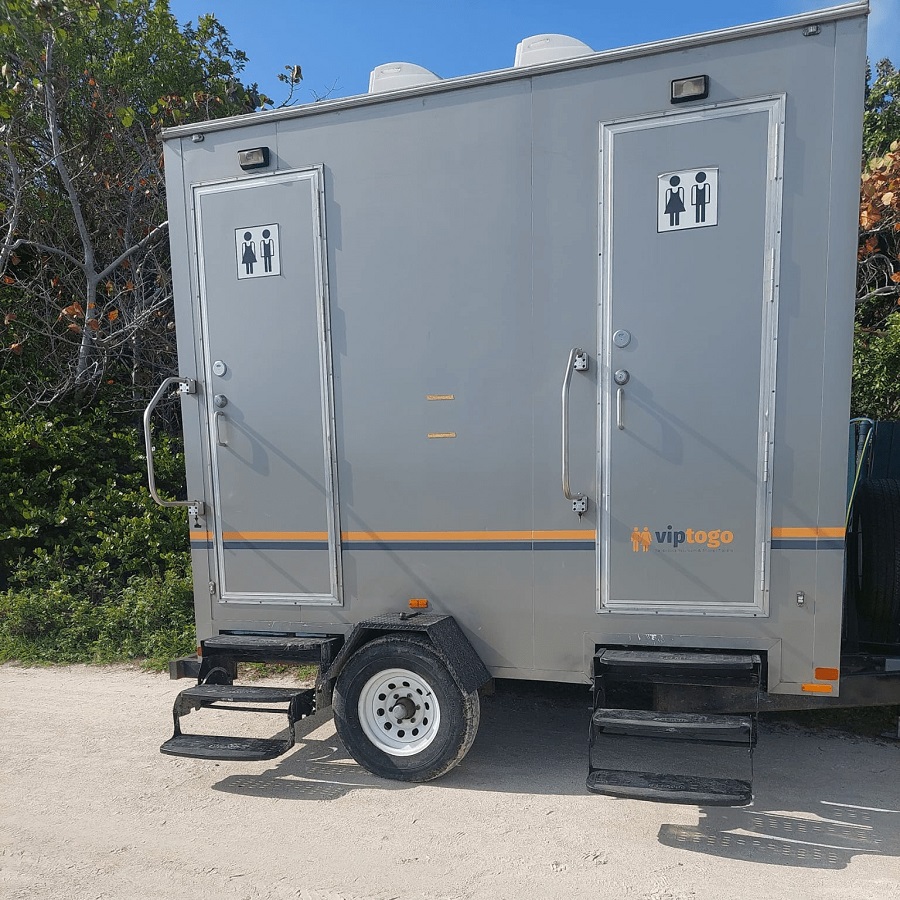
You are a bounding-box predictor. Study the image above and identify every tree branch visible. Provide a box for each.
[96,220,169,281]
[9,237,84,269]
[43,33,95,274]
[0,141,23,274]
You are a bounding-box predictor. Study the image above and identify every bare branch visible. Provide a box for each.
[9,237,84,269]
[96,220,169,281]
[43,33,95,273]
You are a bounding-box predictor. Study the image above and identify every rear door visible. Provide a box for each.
[194,168,341,607]
[599,98,783,616]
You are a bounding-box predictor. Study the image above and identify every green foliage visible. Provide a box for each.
[0,0,267,406]
[864,59,900,158]
[853,312,900,419]
[0,1,292,666]
[854,59,900,418]
[0,569,194,667]
[0,404,193,667]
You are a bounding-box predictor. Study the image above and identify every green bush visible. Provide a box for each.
[852,312,900,420]
[0,403,194,667]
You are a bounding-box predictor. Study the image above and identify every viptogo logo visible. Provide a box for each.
[630,525,734,552]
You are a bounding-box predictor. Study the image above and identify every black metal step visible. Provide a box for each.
[179,684,310,704]
[201,634,341,665]
[586,769,752,805]
[595,649,761,686]
[160,734,292,761]
[161,685,315,762]
[592,708,753,745]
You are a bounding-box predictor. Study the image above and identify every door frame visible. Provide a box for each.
[596,96,785,617]
[193,166,343,606]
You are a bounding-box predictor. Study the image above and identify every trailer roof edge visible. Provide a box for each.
[161,1,869,142]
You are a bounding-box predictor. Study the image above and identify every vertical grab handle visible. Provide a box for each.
[561,348,589,514]
[143,376,204,517]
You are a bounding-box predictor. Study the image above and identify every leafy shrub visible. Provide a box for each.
[853,312,900,420]
[0,403,194,667]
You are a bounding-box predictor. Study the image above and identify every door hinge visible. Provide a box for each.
[763,433,770,482]
[208,581,217,596]
[768,249,777,299]
[760,543,767,591]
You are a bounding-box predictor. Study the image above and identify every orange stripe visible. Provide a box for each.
[222,531,328,540]
[343,530,595,541]
[191,529,596,542]
[771,527,845,539]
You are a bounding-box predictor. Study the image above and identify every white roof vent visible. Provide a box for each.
[514,34,593,68]
[368,62,441,94]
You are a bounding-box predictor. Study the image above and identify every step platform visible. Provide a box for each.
[586,769,752,805]
[160,684,315,762]
[592,709,755,746]
[588,649,762,805]
[595,649,761,686]
[201,634,341,666]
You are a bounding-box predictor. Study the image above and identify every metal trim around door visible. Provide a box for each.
[596,96,785,617]
[193,167,343,606]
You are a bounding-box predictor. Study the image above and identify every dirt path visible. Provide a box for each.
[1,664,898,900]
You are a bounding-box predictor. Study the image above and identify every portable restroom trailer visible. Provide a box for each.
[149,1,900,803]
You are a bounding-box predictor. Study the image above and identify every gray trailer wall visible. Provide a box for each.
[163,10,866,693]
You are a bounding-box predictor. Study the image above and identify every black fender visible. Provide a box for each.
[323,613,491,696]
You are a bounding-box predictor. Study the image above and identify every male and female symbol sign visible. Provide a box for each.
[657,167,719,232]
[235,223,282,279]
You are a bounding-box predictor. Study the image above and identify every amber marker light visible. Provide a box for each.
[409,598,429,609]
[801,683,833,693]
[196,645,203,656]
[814,667,840,681]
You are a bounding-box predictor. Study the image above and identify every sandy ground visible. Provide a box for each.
[1,665,899,900]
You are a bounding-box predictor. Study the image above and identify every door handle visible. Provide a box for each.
[617,388,625,430]
[561,347,589,514]
[214,410,228,447]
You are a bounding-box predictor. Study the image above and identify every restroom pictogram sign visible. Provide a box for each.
[235,223,281,279]
[657,168,718,233]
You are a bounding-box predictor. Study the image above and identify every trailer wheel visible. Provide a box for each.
[333,634,480,782]
[856,478,900,641]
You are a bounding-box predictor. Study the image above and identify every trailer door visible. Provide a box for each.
[599,99,782,616]
[194,168,342,605]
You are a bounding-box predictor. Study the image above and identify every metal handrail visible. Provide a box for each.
[143,376,200,511]
[561,347,586,502]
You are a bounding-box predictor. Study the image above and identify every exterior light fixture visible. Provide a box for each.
[238,147,270,170]
[670,75,709,104]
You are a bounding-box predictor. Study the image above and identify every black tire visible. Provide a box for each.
[856,478,900,643]
[333,634,480,782]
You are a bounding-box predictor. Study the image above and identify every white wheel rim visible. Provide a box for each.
[358,668,441,756]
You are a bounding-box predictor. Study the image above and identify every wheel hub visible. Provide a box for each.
[357,667,441,757]
[389,696,416,721]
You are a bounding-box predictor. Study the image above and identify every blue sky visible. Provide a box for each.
[169,0,899,104]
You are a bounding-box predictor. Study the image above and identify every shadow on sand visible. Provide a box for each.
[212,683,900,870]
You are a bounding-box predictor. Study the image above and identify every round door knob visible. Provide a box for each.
[614,369,630,386]
[214,394,228,408]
